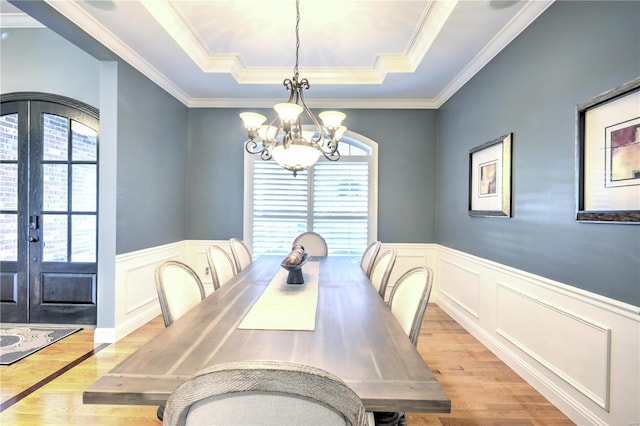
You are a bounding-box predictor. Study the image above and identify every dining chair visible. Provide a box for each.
[379,266,434,426]
[229,237,253,272]
[206,245,236,290]
[292,231,328,256]
[154,260,207,422]
[368,249,396,300]
[162,360,374,426]
[360,241,381,278]
[155,260,206,328]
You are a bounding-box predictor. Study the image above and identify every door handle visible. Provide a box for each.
[29,215,39,229]
[29,236,40,243]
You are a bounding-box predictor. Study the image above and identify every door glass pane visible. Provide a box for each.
[71,215,96,262]
[43,164,68,211]
[0,113,18,160]
[0,214,17,261]
[43,214,67,262]
[0,164,18,210]
[72,164,96,211]
[43,114,68,160]
[72,121,97,161]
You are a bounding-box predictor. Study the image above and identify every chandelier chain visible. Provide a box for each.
[294,0,300,80]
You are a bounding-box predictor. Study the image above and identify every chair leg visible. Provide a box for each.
[157,405,164,421]
[373,411,400,425]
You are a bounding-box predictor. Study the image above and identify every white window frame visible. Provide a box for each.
[243,130,378,255]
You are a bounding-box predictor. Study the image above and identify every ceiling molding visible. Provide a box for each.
[187,97,440,110]
[143,0,457,85]
[436,0,554,104]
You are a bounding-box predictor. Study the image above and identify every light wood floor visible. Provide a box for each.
[0,304,574,425]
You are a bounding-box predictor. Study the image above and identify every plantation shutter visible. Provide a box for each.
[312,162,368,255]
[251,158,370,257]
[252,161,309,255]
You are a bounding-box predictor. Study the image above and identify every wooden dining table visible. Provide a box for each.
[83,255,451,414]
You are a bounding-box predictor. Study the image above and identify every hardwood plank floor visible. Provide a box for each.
[0,304,575,425]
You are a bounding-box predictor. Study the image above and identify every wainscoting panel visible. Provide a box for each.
[434,246,639,426]
[380,243,437,302]
[95,242,185,342]
[437,257,480,318]
[496,283,611,410]
[183,240,232,296]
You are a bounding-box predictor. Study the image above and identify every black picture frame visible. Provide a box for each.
[575,77,640,223]
[469,133,512,217]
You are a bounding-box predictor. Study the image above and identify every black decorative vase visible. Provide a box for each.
[281,253,309,284]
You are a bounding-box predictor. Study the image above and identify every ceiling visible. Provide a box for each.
[2,0,553,108]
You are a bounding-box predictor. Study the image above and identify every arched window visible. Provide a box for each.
[243,131,378,256]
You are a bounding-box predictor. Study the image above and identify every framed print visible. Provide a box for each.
[469,133,512,217]
[576,77,640,223]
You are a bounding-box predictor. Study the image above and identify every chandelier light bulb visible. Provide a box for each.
[258,125,279,141]
[240,112,267,130]
[274,103,304,123]
[319,111,346,129]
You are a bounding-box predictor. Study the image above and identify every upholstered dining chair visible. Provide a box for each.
[360,241,381,278]
[154,260,207,422]
[229,238,253,272]
[377,266,434,426]
[155,260,206,328]
[206,245,236,290]
[162,360,374,426]
[368,249,397,300]
[292,231,328,256]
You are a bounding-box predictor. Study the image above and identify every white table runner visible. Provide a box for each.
[238,261,319,331]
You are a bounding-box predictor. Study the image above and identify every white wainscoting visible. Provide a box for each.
[99,241,640,425]
[94,240,229,342]
[435,246,640,426]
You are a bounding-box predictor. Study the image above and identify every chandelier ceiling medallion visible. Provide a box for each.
[240,0,347,177]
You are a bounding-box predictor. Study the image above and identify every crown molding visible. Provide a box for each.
[437,0,554,103]
[187,97,440,110]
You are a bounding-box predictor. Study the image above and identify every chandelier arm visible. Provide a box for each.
[245,139,267,155]
[296,86,325,146]
[320,149,341,162]
[260,149,272,161]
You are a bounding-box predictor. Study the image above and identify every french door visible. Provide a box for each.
[0,95,99,324]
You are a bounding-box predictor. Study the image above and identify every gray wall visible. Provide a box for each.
[436,1,640,306]
[0,25,189,256]
[0,28,99,107]
[115,62,189,254]
[186,108,438,243]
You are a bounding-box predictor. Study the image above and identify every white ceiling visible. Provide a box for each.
[2,0,553,108]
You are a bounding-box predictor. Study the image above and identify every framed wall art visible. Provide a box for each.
[576,77,640,223]
[469,133,512,217]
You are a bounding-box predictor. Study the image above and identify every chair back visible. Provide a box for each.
[292,232,328,256]
[163,360,370,426]
[155,260,205,327]
[368,249,396,300]
[360,241,381,278]
[230,238,253,272]
[206,245,236,290]
[388,266,433,346]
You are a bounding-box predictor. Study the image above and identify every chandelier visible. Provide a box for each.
[240,0,347,177]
